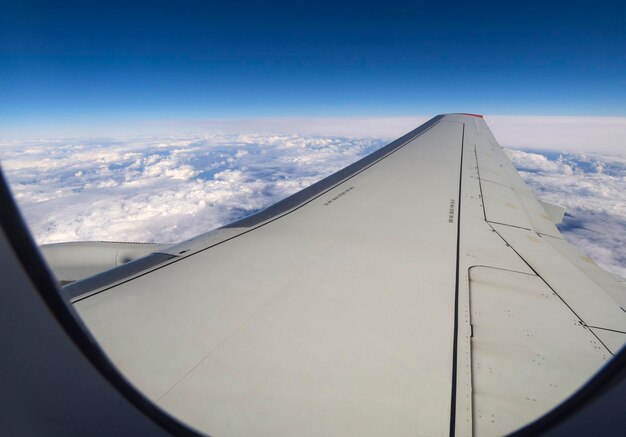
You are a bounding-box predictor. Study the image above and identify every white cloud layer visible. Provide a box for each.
[0,131,624,279]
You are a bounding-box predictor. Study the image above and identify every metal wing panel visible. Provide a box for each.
[469,267,608,437]
[474,139,562,238]
[490,224,626,333]
[479,180,534,230]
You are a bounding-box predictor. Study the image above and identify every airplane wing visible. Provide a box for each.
[53,114,626,436]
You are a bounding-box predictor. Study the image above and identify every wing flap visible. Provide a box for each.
[469,266,608,436]
[491,224,626,333]
[539,200,566,224]
[480,179,533,230]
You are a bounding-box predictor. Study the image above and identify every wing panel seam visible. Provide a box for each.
[488,224,614,356]
[449,122,465,437]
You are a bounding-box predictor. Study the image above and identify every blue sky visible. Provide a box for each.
[2,0,626,137]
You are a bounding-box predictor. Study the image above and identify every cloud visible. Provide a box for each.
[510,150,574,175]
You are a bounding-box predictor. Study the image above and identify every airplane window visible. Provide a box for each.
[1,114,625,435]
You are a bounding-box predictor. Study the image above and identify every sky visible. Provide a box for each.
[2,0,626,137]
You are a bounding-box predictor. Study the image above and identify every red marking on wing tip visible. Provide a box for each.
[460,113,483,118]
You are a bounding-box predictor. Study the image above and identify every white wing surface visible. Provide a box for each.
[66,114,626,436]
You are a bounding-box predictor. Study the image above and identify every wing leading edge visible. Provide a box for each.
[69,114,626,436]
